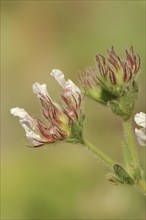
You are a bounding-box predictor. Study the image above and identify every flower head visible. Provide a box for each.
[134,112,146,146]
[79,47,140,119]
[96,46,140,92]
[80,47,140,97]
[11,70,84,147]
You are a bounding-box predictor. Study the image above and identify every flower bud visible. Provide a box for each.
[79,47,140,119]
[95,46,140,96]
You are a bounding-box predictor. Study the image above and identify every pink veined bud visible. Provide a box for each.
[96,47,140,85]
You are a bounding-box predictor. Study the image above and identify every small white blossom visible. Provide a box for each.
[22,124,46,146]
[50,69,81,98]
[32,82,51,100]
[134,112,146,128]
[50,69,66,88]
[134,112,146,147]
[10,107,47,146]
[10,107,34,129]
[10,69,84,147]
[10,107,28,118]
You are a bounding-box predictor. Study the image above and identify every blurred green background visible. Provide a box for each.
[1,0,145,219]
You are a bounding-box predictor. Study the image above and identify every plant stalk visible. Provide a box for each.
[123,118,139,168]
[80,139,114,169]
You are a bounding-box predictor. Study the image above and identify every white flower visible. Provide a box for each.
[21,124,46,147]
[50,69,66,87]
[11,107,30,118]
[50,69,81,98]
[10,107,34,128]
[32,82,61,110]
[134,112,146,128]
[134,112,146,146]
[10,107,47,146]
[32,82,51,100]
[10,70,84,147]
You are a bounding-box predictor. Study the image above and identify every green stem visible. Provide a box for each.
[80,139,114,169]
[123,118,139,167]
[80,138,146,195]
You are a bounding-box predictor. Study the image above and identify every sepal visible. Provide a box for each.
[109,81,138,119]
[113,164,134,185]
[66,113,85,143]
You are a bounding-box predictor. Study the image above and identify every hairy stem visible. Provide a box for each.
[123,118,139,168]
[80,139,114,169]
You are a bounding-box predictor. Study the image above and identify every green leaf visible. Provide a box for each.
[113,164,134,184]
[66,113,85,143]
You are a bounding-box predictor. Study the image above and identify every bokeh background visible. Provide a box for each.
[1,0,146,219]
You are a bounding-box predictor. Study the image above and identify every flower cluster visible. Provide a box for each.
[80,47,140,97]
[96,46,140,88]
[79,47,140,119]
[10,47,146,195]
[134,112,146,147]
[11,69,84,147]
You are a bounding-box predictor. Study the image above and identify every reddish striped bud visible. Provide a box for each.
[96,47,140,87]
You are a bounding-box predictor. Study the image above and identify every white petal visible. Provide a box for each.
[50,69,66,88]
[136,137,146,147]
[65,79,80,94]
[10,107,29,118]
[51,69,80,95]
[135,128,146,147]
[10,107,35,125]
[11,107,35,130]
[10,107,45,146]
[134,112,146,128]
[32,82,51,99]
[22,124,46,146]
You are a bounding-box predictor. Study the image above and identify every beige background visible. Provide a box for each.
[1,1,145,219]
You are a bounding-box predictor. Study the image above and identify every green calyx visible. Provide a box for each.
[113,164,134,184]
[87,79,138,120]
[107,165,135,186]
[109,81,138,119]
[108,163,143,186]
[86,84,117,105]
[66,113,85,143]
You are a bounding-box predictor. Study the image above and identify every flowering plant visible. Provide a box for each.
[11,47,145,195]
[79,47,140,119]
[11,69,84,146]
